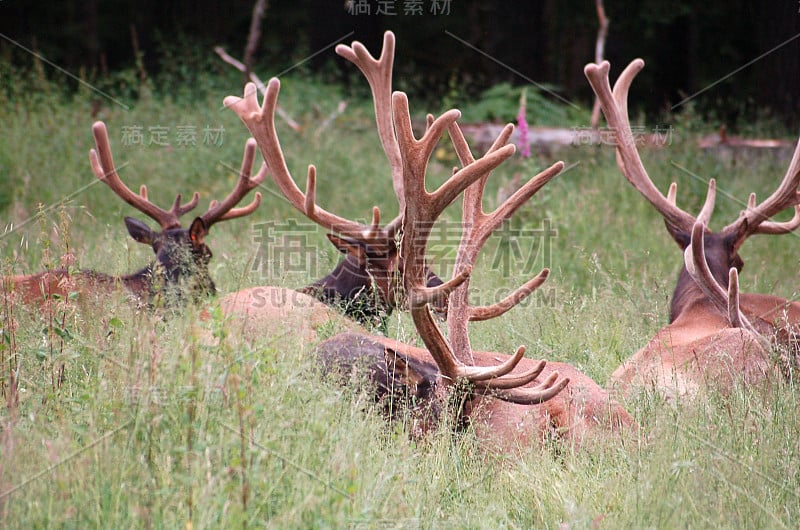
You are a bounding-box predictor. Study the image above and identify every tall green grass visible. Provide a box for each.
[1,62,800,528]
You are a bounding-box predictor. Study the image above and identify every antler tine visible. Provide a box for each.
[584,60,697,235]
[469,269,550,322]
[753,205,800,234]
[449,122,515,223]
[474,356,547,388]
[89,121,198,229]
[696,179,717,226]
[727,268,744,329]
[506,374,570,405]
[396,93,566,405]
[684,221,729,315]
[408,266,472,309]
[170,192,201,218]
[726,268,771,350]
[724,137,800,242]
[224,80,389,242]
[392,92,514,217]
[140,184,200,219]
[480,371,571,405]
[200,138,266,226]
[336,31,405,216]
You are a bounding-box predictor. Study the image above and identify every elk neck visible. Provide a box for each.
[119,258,216,306]
[668,231,742,323]
[300,254,445,330]
[300,254,391,330]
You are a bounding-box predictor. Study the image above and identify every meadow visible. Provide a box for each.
[1,59,799,528]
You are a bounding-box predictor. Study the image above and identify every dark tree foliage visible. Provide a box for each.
[1,0,798,124]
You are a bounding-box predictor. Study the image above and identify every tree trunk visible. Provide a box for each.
[243,0,269,86]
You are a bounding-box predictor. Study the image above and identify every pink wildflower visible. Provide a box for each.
[516,89,530,158]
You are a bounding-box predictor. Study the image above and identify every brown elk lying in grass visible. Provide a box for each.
[585,59,800,400]
[221,32,442,333]
[310,79,632,451]
[3,121,264,308]
[317,333,633,451]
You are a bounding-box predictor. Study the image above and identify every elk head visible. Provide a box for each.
[89,121,266,304]
[224,31,442,329]
[297,232,444,330]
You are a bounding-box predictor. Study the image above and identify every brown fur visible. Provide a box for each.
[199,287,367,347]
[610,301,776,400]
[610,248,798,400]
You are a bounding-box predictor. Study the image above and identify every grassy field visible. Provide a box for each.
[1,64,800,529]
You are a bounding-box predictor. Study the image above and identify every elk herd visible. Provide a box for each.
[4,31,800,453]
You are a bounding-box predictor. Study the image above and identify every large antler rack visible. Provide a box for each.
[225,80,390,245]
[393,91,569,405]
[90,121,264,230]
[584,59,800,250]
[584,60,707,239]
[586,57,800,341]
[89,121,200,230]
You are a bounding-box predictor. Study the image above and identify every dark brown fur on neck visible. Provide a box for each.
[669,229,743,323]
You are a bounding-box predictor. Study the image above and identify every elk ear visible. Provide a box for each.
[326,233,368,265]
[125,217,156,245]
[672,230,691,250]
[722,231,745,271]
[189,217,209,246]
[663,218,692,249]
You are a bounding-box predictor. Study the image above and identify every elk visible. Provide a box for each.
[3,121,265,307]
[223,31,443,331]
[584,59,800,399]
[309,82,632,451]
